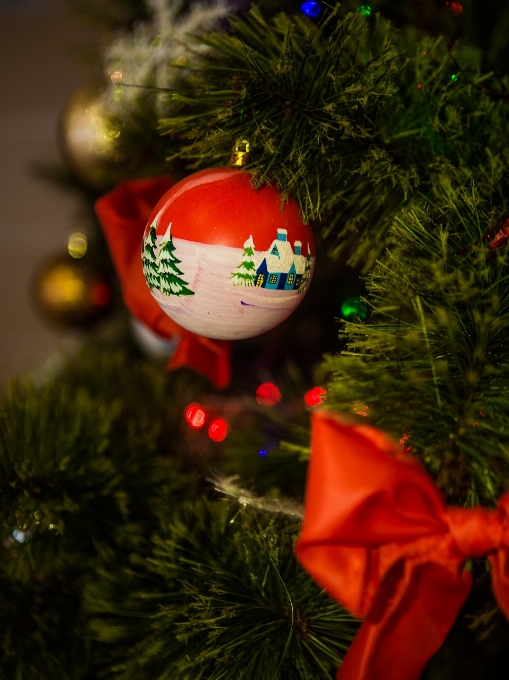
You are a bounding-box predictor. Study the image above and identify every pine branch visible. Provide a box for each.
[86,499,357,679]
[159,7,509,270]
[324,183,509,506]
[0,346,203,678]
[160,6,398,226]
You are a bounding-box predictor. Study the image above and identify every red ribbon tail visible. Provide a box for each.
[296,412,483,680]
[336,560,471,680]
[489,551,509,621]
[167,335,231,389]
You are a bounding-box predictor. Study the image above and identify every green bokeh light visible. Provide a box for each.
[451,74,458,82]
[357,4,372,16]
[341,297,368,320]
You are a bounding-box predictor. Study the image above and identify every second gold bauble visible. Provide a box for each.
[34,253,113,327]
[59,82,127,192]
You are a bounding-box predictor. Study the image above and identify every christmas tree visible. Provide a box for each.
[157,224,194,297]
[142,214,160,290]
[230,234,256,285]
[6,0,509,678]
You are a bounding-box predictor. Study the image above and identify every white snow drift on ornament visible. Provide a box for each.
[142,215,314,340]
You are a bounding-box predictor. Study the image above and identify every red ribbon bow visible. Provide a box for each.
[95,178,231,389]
[296,412,509,680]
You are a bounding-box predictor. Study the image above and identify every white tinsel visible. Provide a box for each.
[208,474,305,519]
[104,0,232,107]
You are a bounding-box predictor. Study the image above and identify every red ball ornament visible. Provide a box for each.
[141,168,315,340]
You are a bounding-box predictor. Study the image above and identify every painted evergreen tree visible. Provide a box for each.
[298,243,311,293]
[157,223,194,296]
[142,212,160,290]
[230,235,256,286]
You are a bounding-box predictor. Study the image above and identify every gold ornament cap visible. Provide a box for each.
[230,139,250,167]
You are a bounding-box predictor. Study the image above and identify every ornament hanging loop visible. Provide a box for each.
[230,139,250,167]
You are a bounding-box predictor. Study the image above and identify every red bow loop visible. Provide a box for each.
[445,505,507,558]
[94,178,232,389]
[296,411,509,680]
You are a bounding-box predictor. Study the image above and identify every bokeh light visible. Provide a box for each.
[445,2,463,16]
[185,403,207,429]
[341,296,368,320]
[356,405,368,416]
[208,418,228,442]
[357,4,372,16]
[90,283,112,307]
[68,232,88,259]
[301,1,322,18]
[304,386,327,407]
[255,382,282,406]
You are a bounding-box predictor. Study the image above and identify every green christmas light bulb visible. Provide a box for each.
[341,297,368,320]
[357,5,372,17]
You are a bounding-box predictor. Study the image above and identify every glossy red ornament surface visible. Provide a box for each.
[142,169,315,340]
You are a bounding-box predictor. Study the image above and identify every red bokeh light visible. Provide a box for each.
[185,403,207,429]
[399,433,413,453]
[304,386,327,407]
[90,282,112,307]
[208,417,228,442]
[445,1,463,16]
[255,382,282,406]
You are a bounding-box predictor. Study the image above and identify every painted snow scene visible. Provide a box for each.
[142,212,315,340]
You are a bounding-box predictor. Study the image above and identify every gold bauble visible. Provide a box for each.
[34,253,113,327]
[59,82,128,192]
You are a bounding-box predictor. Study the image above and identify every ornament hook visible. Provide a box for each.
[230,139,250,167]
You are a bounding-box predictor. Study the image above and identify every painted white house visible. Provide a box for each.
[254,229,306,290]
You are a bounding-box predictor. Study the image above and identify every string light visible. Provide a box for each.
[400,433,413,452]
[300,1,322,18]
[255,382,282,406]
[341,297,368,320]
[68,232,88,259]
[445,2,463,16]
[110,71,123,84]
[184,403,207,428]
[355,404,369,416]
[208,418,228,442]
[259,449,268,457]
[451,74,458,82]
[304,387,327,407]
[357,5,372,16]
[90,283,112,308]
[12,529,29,543]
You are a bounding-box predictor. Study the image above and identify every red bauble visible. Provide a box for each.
[141,168,315,340]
